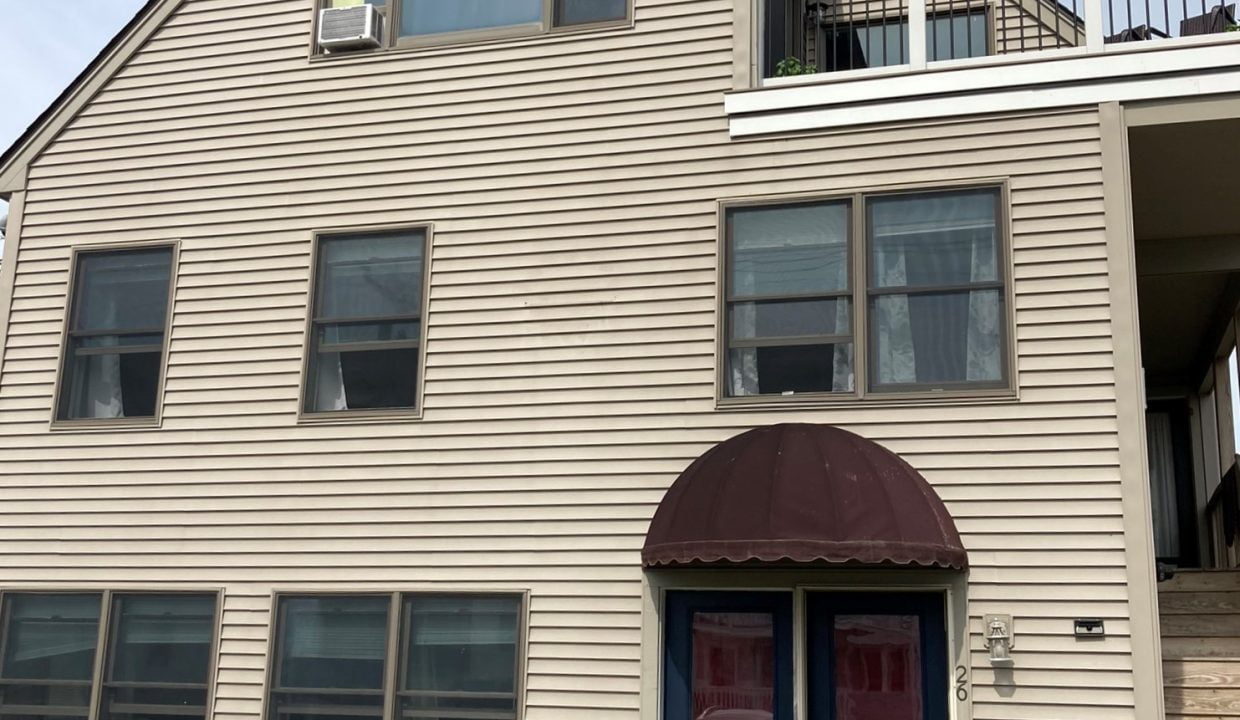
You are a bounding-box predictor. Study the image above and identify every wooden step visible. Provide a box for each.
[1160,570,1240,593]
[1161,614,1240,638]
[1161,591,1240,615]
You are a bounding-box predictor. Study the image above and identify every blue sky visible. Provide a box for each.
[0,0,147,219]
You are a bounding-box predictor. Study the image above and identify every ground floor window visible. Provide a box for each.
[663,590,947,720]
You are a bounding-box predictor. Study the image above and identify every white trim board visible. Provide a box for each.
[727,38,1240,135]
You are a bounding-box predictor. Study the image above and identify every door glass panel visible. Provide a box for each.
[833,615,923,720]
[691,612,775,720]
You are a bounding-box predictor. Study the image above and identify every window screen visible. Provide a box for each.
[867,187,1004,391]
[725,201,854,397]
[0,594,102,720]
[399,595,521,720]
[555,0,628,25]
[270,596,390,720]
[305,230,426,414]
[399,0,542,36]
[57,247,173,421]
[99,595,216,720]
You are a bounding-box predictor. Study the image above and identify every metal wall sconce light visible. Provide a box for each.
[984,614,1014,666]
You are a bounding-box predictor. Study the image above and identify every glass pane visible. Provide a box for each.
[691,612,775,720]
[834,615,923,720]
[730,299,850,341]
[399,0,542,36]
[823,22,909,71]
[277,596,389,690]
[320,321,419,346]
[400,595,520,719]
[100,687,207,720]
[62,349,161,420]
[730,202,849,297]
[73,249,172,332]
[318,231,424,320]
[556,0,627,25]
[869,188,999,289]
[1,594,101,683]
[307,347,418,412]
[729,344,854,396]
[107,595,215,685]
[870,289,1002,387]
[928,12,988,60]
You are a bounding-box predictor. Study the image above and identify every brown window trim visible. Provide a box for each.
[310,0,634,58]
[0,589,223,720]
[297,225,431,423]
[50,242,179,431]
[716,180,1016,407]
[264,591,529,720]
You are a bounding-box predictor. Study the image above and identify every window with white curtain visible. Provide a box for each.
[722,185,1008,399]
[268,594,524,720]
[303,229,427,416]
[56,246,174,422]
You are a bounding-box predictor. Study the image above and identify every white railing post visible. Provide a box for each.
[1086,0,1106,51]
[909,0,928,68]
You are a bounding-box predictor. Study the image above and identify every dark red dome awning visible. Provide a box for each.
[642,424,967,570]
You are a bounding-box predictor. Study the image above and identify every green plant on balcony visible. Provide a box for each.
[774,56,818,76]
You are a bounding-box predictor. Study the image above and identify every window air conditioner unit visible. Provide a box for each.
[318,4,382,51]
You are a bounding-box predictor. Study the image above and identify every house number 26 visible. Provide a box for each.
[955,666,969,701]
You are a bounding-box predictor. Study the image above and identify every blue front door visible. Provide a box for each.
[663,590,947,720]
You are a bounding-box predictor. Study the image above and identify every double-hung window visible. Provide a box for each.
[268,593,524,720]
[0,592,218,720]
[303,229,427,416]
[723,185,1008,400]
[56,246,175,423]
[317,0,629,52]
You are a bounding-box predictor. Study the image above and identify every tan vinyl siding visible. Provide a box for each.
[0,0,1130,719]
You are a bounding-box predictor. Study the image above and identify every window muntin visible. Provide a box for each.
[304,230,426,415]
[0,594,102,720]
[866,187,1005,391]
[722,185,1007,400]
[0,593,217,720]
[317,0,628,52]
[57,247,173,422]
[268,594,524,720]
[725,201,855,397]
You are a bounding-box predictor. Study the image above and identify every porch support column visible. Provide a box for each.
[1100,100,1165,720]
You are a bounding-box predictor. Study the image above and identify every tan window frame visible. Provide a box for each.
[298,226,431,422]
[312,0,633,56]
[51,242,179,430]
[264,591,529,720]
[717,181,1014,406]
[0,590,222,720]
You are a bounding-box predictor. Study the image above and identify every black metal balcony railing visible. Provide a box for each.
[762,0,1237,78]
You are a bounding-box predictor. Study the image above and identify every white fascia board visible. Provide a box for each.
[726,36,1240,135]
[730,68,1240,135]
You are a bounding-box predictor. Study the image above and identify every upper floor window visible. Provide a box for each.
[56,246,174,424]
[268,593,524,720]
[303,229,427,417]
[722,185,1008,400]
[0,591,218,720]
[317,0,628,54]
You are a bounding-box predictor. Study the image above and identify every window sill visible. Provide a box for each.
[297,408,423,425]
[50,417,162,432]
[716,388,1018,410]
[309,17,633,64]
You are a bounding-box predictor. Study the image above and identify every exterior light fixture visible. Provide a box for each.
[984,614,1014,665]
[806,1,832,26]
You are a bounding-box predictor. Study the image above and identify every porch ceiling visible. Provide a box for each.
[1129,118,1240,241]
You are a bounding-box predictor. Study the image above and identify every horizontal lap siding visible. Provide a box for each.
[1,0,1125,719]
